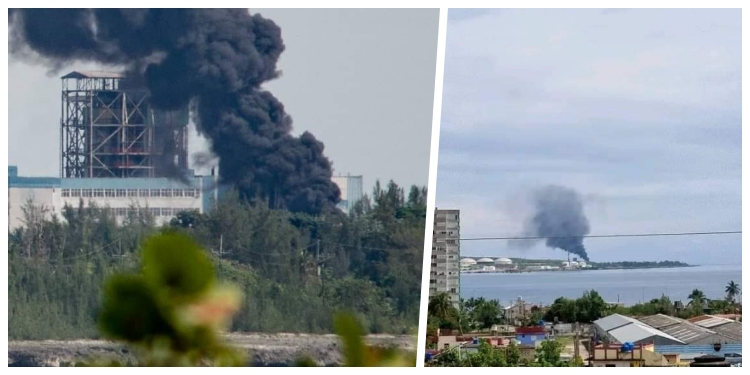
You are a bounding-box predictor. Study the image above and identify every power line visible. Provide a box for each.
[460,230,742,241]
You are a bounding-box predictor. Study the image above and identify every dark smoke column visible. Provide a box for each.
[9,8,341,215]
[517,185,591,261]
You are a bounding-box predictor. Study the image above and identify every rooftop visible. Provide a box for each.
[593,314,641,332]
[709,321,742,342]
[637,314,722,344]
[638,314,683,329]
[607,321,684,345]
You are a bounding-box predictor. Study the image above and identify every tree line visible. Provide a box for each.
[427,282,741,338]
[8,180,426,340]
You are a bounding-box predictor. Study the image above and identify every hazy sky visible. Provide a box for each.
[438,9,741,264]
[8,9,438,191]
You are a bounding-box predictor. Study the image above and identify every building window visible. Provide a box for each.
[161,189,172,197]
[193,189,201,198]
[92,189,103,197]
[149,189,160,197]
[173,189,183,197]
[161,208,172,217]
[139,189,149,197]
[184,189,195,197]
[82,189,93,197]
[150,208,160,216]
[115,207,127,216]
[127,189,138,197]
[116,189,127,197]
[126,208,135,216]
[105,189,115,197]
[70,189,81,197]
[61,189,69,197]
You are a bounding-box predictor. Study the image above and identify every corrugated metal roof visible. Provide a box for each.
[594,314,641,332]
[607,322,684,345]
[657,322,716,344]
[638,314,722,344]
[710,322,742,342]
[691,316,734,328]
[638,314,682,329]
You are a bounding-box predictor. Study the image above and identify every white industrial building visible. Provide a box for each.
[9,166,364,230]
[331,174,364,214]
[430,208,461,307]
[8,166,218,229]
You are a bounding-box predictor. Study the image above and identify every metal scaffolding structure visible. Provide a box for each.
[60,71,188,178]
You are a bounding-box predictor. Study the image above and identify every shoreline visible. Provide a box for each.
[462,265,695,275]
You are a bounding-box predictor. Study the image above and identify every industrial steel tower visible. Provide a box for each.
[60,71,188,178]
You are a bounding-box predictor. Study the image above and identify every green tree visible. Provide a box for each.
[725,281,741,303]
[688,289,707,307]
[536,340,564,366]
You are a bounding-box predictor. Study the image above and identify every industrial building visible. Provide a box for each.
[430,209,460,307]
[331,174,364,214]
[8,71,363,230]
[636,314,740,345]
[593,314,685,346]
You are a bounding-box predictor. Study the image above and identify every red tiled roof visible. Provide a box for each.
[515,326,546,334]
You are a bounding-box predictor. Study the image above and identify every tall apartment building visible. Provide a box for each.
[430,209,461,307]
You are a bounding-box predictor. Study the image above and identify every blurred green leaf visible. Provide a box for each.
[141,233,214,301]
[334,313,366,366]
[99,274,174,342]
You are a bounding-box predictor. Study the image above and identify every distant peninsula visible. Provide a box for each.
[507,258,692,270]
[460,257,692,273]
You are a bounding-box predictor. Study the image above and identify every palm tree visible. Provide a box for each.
[725,281,741,304]
[688,289,706,307]
[428,293,455,324]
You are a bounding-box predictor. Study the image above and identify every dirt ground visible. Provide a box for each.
[8,333,416,367]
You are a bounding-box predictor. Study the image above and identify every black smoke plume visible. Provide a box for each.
[9,9,341,215]
[511,185,591,261]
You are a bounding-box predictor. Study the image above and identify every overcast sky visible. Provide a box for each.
[8,9,438,192]
[438,9,741,264]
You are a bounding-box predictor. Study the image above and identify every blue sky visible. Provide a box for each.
[438,9,741,264]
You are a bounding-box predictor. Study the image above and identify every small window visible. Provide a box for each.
[193,189,201,198]
[61,189,70,197]
[173,189,183,197]
[93,189,104,197]
[105,189,115,197]
[128,189,138,197]
[139,189,149,197]
[82,189,93,197]
[150,189,160,197]
[161,189,172,197]
[70,189,81,197]
[161,208,172,216]
[115,207,127,216]
[184,189,195,197]
[116,189,127,197]
[150,208,160,216]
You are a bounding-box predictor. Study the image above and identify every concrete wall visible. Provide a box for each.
[8,187,59,230]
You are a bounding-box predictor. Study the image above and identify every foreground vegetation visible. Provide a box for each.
[9,181,425,340]
[429,340,584,367]
[427,281,741,334]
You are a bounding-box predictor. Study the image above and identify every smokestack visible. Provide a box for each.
[10,9,341,215]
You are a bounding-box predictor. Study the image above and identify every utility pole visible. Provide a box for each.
[574,322,580,362]
[316,239,321,276]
